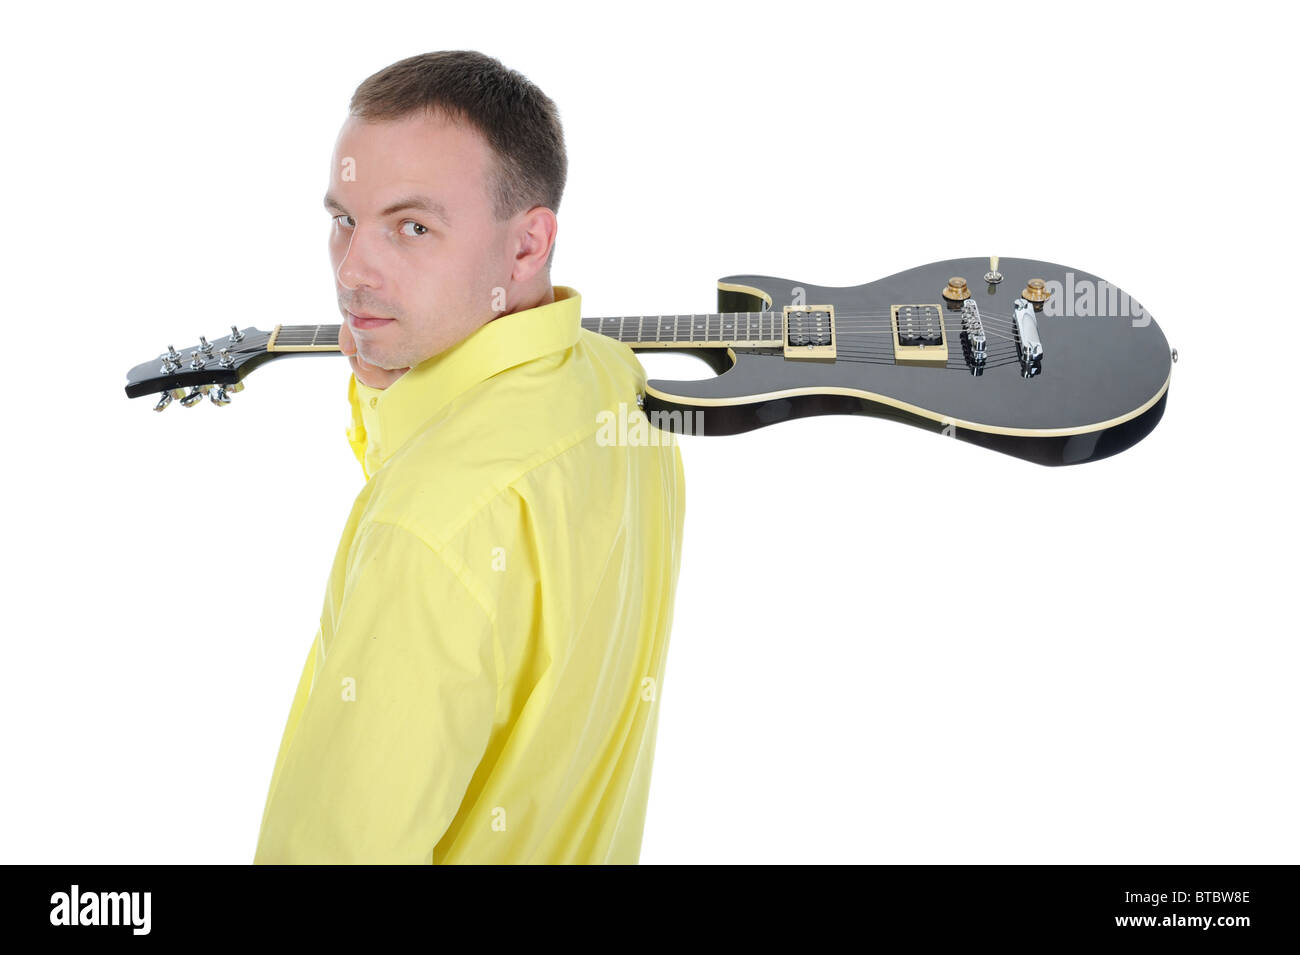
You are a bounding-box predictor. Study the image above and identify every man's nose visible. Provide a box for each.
[335,228,384,289]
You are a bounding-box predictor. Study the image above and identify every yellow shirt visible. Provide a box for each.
[253,286,686,864]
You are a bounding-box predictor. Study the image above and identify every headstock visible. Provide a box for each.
[124,325,281,409]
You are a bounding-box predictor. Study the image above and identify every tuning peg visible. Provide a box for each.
[190,350,205,370]
[210,385,233,406]
[219,347,233,367]
[160,356,180,374]
[227,380,245,393]
[154,391,173,411]
[229,325,245,342]
[165,344,182,362]
[199,335,214,356]
[168,386,187,400]
[180,387,205,407]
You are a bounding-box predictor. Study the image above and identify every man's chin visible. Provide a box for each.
[356,349,404,371]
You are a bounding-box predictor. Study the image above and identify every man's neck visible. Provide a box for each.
[499,282,554,318]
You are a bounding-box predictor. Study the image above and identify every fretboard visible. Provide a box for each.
[266,311,783,353]
[579,312,781,348]
[266,324,342,351]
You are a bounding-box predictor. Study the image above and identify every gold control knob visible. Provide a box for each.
[942,276,971,301]
[1022,278,1051,303]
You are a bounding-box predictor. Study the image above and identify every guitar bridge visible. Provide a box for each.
[961,299,987,374]
[1013,297,1044,377]
[782,305,836,360]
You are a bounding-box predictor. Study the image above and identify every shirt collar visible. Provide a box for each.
[354,285,582,475]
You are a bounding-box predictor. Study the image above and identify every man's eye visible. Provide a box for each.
[399,220,428,237]
[332,214,354,228]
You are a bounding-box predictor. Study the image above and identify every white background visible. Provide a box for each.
[2,0,1294,864]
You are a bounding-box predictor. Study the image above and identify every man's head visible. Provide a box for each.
[326,51,567,372]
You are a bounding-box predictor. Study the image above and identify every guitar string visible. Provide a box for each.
[279,310,1036,328]
[266,337,1022,352]
[573,314,1025,327]
[276,314,1034,332]
[272,313,1028,342]
[253,338,1023,366]
[264,325,1028,341]
[835,349,1020,361]
[159,347,1025,376]
[272,317,1031,350]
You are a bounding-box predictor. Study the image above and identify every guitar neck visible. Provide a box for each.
[266,311,784,353]
[580,312,781,348]
[266,324,343,352]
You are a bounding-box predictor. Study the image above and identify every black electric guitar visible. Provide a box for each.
[123,256,1174,466]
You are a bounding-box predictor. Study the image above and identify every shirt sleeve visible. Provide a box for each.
[253,520,499,864]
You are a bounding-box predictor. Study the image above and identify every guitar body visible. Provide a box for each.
[636,257,1172,466]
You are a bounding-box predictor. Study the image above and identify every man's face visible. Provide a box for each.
[325,111,511,370]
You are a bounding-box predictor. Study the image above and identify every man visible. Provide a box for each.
[253,51,686,864]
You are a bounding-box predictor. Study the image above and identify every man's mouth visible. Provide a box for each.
[347,310,396,330]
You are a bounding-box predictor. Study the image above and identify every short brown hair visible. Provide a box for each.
[349,51,566,268]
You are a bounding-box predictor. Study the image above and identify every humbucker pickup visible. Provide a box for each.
[891,304,948,367]
[783,305,836,360]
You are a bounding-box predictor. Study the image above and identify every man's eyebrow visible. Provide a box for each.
[323,192,452,227]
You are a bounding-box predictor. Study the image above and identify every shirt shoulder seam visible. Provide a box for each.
[363,518,495,622]
[360,518,503,698]
[440,420,603,542]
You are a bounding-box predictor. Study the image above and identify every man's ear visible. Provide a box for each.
[510,205,558,282]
